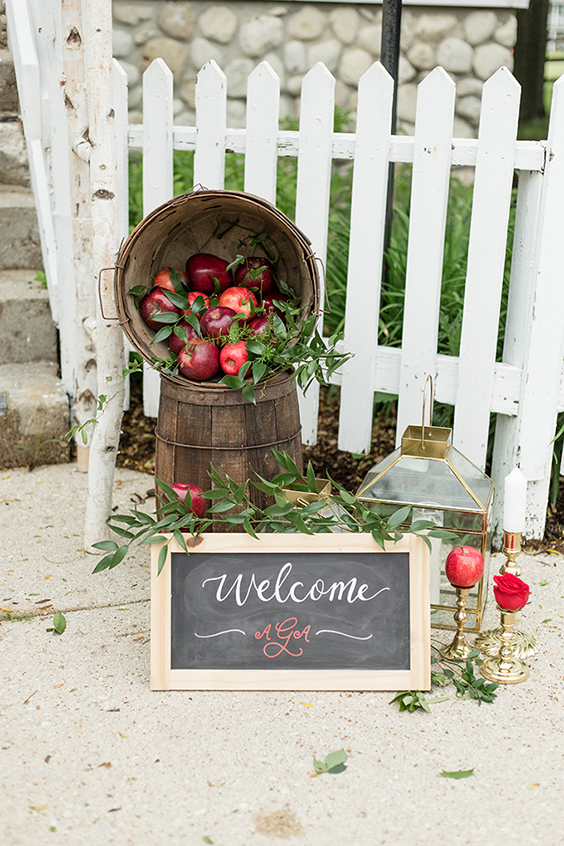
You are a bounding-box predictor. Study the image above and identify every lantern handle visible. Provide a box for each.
[421,375,434,450]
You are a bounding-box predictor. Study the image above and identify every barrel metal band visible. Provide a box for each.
[154,428,302,452]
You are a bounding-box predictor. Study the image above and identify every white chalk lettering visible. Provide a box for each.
[202,562,389,607]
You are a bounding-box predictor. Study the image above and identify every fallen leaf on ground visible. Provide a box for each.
[440,769,474,779]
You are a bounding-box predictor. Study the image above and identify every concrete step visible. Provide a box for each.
[0,119,29,187]
[0,48,19,114]
[0,361,70,469]
[0,184,41,269]
[0,269,58,364]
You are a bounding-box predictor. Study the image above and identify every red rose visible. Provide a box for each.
[493,573,530,612]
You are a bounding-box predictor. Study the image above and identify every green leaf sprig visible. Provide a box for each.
[91,450,429,575]
[311,749,348,777]
[390,646,499,713]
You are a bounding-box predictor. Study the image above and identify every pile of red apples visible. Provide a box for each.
[138,252,289,381]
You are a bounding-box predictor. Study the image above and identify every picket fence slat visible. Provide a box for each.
[294,63,335,445]
[194,60,227,189]
[453,68,521,470]
[338,63,393,454]
[6,0,59,318]
[396,68,456,440]
[244,62,279,204]
[512,76,564,537]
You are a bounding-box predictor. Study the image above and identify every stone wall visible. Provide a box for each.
[115,2,516,136]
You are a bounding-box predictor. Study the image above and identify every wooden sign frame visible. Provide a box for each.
[150,533,430,691]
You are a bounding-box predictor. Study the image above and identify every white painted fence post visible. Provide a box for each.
[490,170,543,542]
[453,68,520,470]
[396,68,455,440]
[141,58,174,418]
[508,76,564,539]
[295,63,335,445]
[338,63,393,454]
[83,0,126,549]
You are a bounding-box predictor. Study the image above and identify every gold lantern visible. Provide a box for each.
[356,383,494,632]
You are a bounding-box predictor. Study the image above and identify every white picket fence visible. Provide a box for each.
[7,0,564,541]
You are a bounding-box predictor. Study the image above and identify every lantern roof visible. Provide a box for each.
[356,426,494,514]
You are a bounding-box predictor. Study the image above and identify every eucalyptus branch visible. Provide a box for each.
[91,450,451,575]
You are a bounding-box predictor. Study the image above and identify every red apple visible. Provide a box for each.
[177,339,219,381]
[445,546,484,589]
[218,286,258,323]
[153,267,188,292]
[168,483,206,519]
[168,320,199,355]
[262,292,289,318]
[248,315,274,338]
[139,287,181,330]
[184,291,210,317]
[185,253,232,295]
[220,340,248,376]
[200,306,236,339]
[234,256,276,296]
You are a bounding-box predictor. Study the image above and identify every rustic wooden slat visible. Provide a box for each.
[142,58,174,418]
[396,68,456,441]
[244,61,279,204]
[338,63,393,454]
[194,60,227,189]
[453,68,521,470]
[294,63,335,445]
[513,76,564,537]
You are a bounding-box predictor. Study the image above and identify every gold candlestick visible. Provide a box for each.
[475,531,538,659]
[480,609,530,684]
[501,531,522,576]
[440,587,473,660]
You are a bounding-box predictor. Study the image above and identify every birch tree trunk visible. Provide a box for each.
[61,0,97,472]
[83,0,126,550]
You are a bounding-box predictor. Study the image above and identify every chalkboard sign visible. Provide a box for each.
[151,533,430,691]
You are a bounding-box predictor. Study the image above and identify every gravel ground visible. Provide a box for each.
[1,463,564,846]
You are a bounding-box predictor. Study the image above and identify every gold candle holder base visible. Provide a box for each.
[475,529,538,658]
[480,610,530,685]
[475,627,538,659]
[440,587,473,660]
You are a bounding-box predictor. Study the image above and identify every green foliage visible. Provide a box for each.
[92,451,436,574]
[46,612,66,634]
[311,749,348,777]
[390,646,498,713]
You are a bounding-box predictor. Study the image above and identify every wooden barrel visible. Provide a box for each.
[155,370,302,520]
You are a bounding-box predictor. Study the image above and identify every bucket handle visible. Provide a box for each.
[98,266,128,324]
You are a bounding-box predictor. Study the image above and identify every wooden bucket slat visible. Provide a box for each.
[154,371,303,526]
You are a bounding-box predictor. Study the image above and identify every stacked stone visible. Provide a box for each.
[113,1,517,136]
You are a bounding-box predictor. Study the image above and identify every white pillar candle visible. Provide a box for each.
[504,467,527,533]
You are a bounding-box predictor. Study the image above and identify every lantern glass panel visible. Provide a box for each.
[359,454,481,511]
